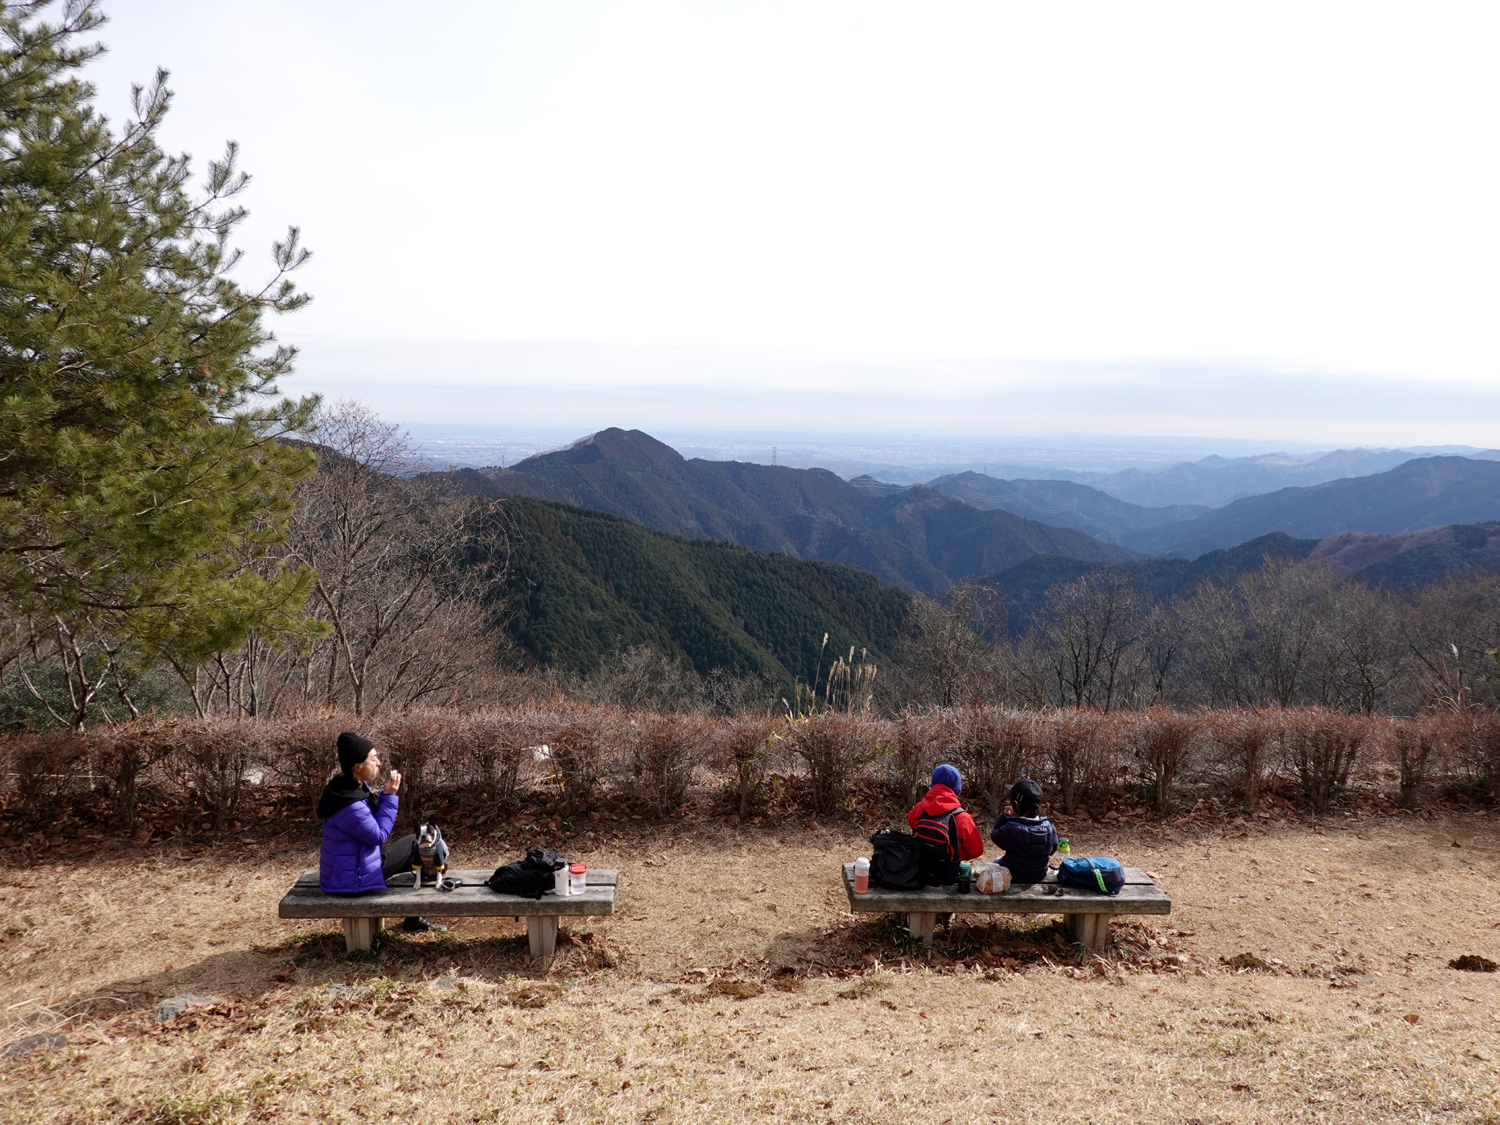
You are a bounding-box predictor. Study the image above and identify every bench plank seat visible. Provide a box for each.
[841,863,1170,950]
[279,868,618,959]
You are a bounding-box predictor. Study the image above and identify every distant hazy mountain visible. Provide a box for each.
[451,429,1135,594]
[921,472,1205,543]
[1120,457,1500,557]
[1079,448,1429,508]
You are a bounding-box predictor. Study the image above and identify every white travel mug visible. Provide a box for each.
[554,866,568,896]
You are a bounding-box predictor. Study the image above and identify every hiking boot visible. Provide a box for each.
[401,916,447,933]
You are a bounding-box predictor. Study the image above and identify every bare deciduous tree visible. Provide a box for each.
[1310,581,1406,714]
[894,580,1005,707]
[1031,569,1141,710]
[1403,572,1500,713]
[171,401,513,717]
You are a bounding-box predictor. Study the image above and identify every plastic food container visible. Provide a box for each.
[569,862,587,895]
[853,857,870,894]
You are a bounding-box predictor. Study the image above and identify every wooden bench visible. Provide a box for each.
[841,864,1170,950]
[278,868,618,960]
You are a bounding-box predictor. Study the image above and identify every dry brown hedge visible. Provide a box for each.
[1,704,1495,828]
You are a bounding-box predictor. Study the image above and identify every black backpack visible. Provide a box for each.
[912,809,961,885]
[869,829,923,891]
[486,847,568,899]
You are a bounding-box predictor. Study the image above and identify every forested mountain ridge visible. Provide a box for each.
[921,471,1205,542]
[1307,521,1500,587]
[982,532,1322,633]
[1120,456,1500,556]
[983,520,1500,635]
[489,497,912,688]
[453,428,1135,594]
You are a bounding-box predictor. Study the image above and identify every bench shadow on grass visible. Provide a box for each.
[284,923,623,983]
[58,913,1172,1021]
[51,924,622,1023]
[772,913,1169,976]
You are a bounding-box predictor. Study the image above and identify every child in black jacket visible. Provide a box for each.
[989,777,1057,885]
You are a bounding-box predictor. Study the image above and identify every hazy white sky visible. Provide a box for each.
[83,2,1500,444]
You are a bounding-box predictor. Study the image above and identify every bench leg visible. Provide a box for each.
[1065,913,1110,950]
[527,916,559,962]
[342,917,382,953]
[907,912,936,947]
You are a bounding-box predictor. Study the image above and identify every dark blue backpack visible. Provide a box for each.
[1057,855,1125,895]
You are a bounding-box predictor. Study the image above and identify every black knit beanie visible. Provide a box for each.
[337,732,375,773]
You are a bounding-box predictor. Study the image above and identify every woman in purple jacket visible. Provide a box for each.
[317,732,442,932]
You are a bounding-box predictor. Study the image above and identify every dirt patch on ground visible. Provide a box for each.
[3,812,1499,1123]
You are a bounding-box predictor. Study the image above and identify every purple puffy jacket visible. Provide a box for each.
[319,788,399,893]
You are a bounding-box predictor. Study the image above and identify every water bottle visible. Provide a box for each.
[957,860,972,894]
[853,856,870,894]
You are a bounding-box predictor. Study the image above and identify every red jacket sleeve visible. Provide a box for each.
[906,804,922,830]
[955,811,985,861]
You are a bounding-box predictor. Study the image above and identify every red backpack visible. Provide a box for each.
[911,809,961,885]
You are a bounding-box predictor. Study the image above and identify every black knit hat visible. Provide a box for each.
[337,732,375,773]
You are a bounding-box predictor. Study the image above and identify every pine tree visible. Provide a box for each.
[0,1,319,723]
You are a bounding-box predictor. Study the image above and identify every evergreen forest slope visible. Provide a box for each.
[455,429,1134,594]
[490,498,912,688]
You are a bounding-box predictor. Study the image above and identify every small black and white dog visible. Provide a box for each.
[414,822,448,888]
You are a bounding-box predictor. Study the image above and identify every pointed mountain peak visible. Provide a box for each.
[513,428,687,472]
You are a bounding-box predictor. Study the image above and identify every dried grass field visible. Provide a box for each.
[3,810,1499,1125]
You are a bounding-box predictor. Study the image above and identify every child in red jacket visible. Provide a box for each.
[907,764,985,885]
